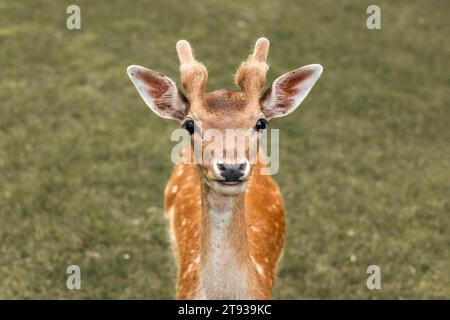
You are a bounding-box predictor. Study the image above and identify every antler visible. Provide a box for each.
[176,40,208,104]
[234,37,270,98]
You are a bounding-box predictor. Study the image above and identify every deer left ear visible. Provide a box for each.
[261,64,323,119]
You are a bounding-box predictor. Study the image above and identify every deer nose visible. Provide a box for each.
[217,162,247,181]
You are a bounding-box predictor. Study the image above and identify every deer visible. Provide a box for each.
[126,38,323,299]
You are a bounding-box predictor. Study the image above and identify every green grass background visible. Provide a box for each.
[0,0,449,299]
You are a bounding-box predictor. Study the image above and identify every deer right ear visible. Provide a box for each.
[127,65,188,121]
[260,64,323,119]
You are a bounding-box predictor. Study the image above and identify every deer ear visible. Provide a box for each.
[261,64,323,119]
[127,65,188,121]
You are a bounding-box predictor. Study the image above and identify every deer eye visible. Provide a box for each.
[255,118,268,131]
[183,120,195,135]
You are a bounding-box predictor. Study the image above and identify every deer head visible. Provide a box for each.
[127,38,322,196]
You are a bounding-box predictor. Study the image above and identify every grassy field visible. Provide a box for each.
[0,0,449,299]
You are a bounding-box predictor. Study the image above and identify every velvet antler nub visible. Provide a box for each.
[234,37,270,98]
[176,40,208,103]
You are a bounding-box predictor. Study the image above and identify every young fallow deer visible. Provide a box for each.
[127,38,322,299]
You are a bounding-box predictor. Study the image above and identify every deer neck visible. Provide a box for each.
[198,180,249,299]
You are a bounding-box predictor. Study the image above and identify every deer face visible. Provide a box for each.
[127,38,322,196]
[182,89,264,195]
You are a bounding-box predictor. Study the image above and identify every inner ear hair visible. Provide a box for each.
[127,65,188,121]
[261,64,323,119]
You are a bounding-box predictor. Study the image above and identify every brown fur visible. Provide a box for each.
[204,89,247,112]
[165,161,285,299]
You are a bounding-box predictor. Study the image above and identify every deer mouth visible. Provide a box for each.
[218,180,243,186]
[207,179,247,196]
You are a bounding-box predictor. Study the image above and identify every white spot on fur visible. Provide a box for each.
[251,256,265,277]
[181,218,187,226]
[167,206,178,261]
[171,185,178,193]
[251,226,260,232]
[167,206,175,219]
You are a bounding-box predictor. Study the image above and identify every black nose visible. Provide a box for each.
[217,163,246,181]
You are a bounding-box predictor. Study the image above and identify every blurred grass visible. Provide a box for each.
[0,0,449,299]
